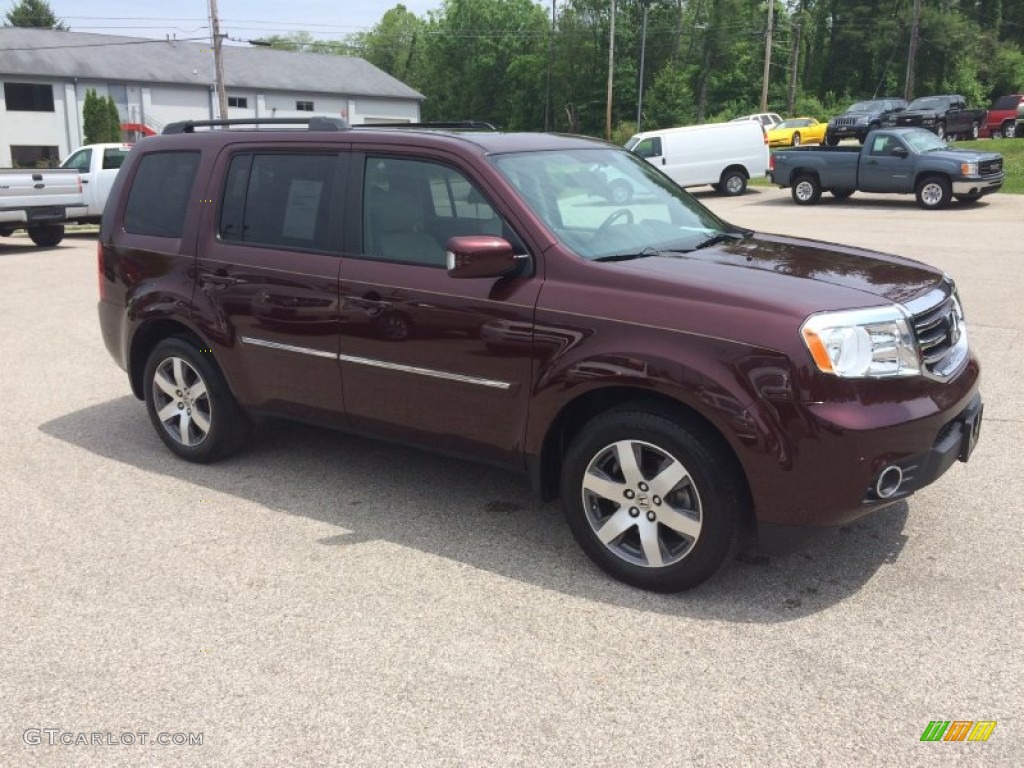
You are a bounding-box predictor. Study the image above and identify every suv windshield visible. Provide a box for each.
[847,101,883,112]
[491,149,727,261]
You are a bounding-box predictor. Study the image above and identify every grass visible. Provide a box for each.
[754,136,1024,193]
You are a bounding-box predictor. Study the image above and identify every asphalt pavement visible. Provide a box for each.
[1,186,1020,767]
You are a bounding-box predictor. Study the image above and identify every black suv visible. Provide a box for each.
[825,98,908,145]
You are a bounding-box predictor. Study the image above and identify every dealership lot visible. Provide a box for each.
[1,187,1020,766]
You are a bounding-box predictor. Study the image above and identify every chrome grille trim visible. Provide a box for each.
[908,288,969,381]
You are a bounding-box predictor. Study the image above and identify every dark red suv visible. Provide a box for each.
[98,118,982,591]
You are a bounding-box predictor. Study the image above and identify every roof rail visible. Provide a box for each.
[162,117,350,135]
[357,121,498,131]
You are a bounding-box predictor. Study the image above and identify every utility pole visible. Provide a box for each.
[787,21,802,115]
[760,0,774,112]
[209,0,229,120]
[904,0,922,101]
[545,0,555,131]
[606,0,616,140]
[636,0,651,132]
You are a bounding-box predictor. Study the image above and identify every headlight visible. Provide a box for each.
[801,306,920,378]
[922,116,934,123]
[960,162,978,175]
[855,116,869,124]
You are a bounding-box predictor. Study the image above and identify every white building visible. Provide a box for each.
[0,27,424,167]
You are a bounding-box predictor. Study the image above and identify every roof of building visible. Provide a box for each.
[0,27,424,101]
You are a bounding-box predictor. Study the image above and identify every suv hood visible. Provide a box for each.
[616,233,942,316]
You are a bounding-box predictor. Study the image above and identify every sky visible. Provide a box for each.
[46,1,445,43]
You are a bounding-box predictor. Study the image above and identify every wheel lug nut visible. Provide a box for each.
[629,507,640,517]
[646,511,656,522]
[653,496,661,506]
[176,390,182,396]
[624,489,635,499]
[177,402,184,410]
[638,482,649,492]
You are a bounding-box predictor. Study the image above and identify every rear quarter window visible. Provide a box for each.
[124,151,201,238]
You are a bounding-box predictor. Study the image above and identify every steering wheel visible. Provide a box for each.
[592,208,634,241]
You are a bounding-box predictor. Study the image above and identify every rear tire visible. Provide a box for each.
[718,169,747,196]
[560,408,743,592]
[143,337,251,462]
[791,174,822,205]
[1001,120,1016,139]
[969,121,980,140]
[935,122,946,140]
[27,224,64,247]
[915,175,952,210]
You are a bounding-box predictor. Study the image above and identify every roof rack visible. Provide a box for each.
[162,117,350,135]
[357,121,498,131]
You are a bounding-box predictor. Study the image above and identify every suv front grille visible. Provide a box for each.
[911,292,966,378]
[833,117,861,127]
[979,158,1002,176]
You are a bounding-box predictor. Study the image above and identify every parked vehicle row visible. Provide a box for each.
[825,98,908,145]
[893,95,988,141]
[769,127,1004,209]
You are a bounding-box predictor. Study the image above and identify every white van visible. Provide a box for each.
[624,121,769,195]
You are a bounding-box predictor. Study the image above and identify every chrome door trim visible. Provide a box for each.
[338,353,512,390]
[240,336,337,360]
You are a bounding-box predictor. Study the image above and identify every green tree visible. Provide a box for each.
[82,89,103,144]
[4,0,66,29]
[353,4,425,86]
[105,96,123,142]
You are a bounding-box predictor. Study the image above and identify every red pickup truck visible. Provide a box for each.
[983,94,1024,139]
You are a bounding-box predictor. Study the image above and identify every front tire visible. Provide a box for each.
[28,224,64,247]
[143,337,250,462]
[791,174,822,205]
[969,121,980,140]
[718,169,747,196]
[915,175,952,210]
[825,134,840,147]
[560,409,743,592]
[935,122,946,140]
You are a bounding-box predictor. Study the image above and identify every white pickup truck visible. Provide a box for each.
[60,143,133,224]
[0,168,86,247]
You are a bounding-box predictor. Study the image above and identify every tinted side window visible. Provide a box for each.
[219,153,336,251]
[103,148,129,170]
[363,157,519,266]
[124,151,200,237]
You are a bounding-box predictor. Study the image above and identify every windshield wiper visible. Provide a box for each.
[593,247,661,263]
[691,232,747,251]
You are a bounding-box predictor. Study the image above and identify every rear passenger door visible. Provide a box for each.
[193,147,347,424]
[336,152,542,465]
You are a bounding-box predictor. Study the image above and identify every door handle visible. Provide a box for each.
[199,270,244,287]
[81,179,89,184]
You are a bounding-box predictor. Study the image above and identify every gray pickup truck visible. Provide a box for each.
[769,128,1004,209]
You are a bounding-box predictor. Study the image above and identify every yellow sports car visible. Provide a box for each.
[766,118,827,147]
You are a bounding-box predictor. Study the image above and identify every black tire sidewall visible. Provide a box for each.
[560,409,740,592]
[143,337,247,462]
[720,171,746,196]
[791,174,821,205]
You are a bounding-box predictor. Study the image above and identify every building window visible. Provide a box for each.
[4,82,55,112]
[228,96,248,109]
[296,100,314,112]
[10,145,60,168]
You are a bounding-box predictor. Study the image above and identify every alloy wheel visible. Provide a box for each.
[152,356,212,447]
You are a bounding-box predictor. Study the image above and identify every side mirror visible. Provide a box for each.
[891,145,909,158]
[446,236,523,279]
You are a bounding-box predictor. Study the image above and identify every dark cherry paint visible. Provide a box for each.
[98,126,981,534]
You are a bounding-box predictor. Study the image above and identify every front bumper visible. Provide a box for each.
[952,174,1005,196]
[827,125,869,139]
[740,357,981,529]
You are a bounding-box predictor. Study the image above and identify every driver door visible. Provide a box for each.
[859,134,913,193]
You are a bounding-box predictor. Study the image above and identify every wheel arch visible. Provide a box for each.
[129,319,220,400]
[531,385,753,530]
